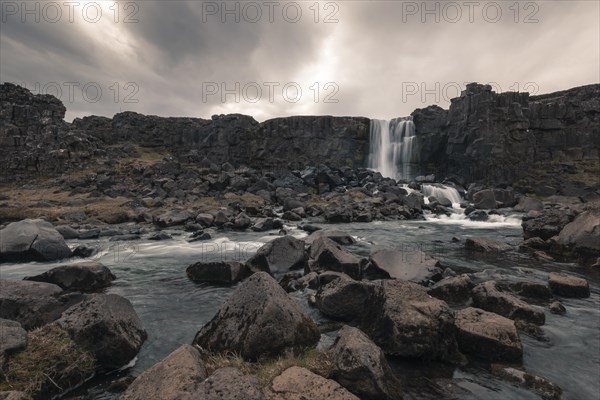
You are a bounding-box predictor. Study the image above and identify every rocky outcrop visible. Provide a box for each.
[427,274,474,304]
[549,210,600,265]
[366,248,442,284]
[0,219,72,262]
[245,236,308,275]
[547,272,590,298]
[193,272,319,360]
[307,237,365,279]
[24,261,115,291]
[266,366,358,400]
[472,281,545,325]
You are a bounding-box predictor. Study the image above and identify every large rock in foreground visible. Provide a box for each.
[315,277,378,322]
[361,280,458,361]
[193,272,319,360]
[58,294,147,368]
[329,326,402,400]
[121,345,207,400]
[0,219,72,262]
[455,307,522,363]
[548,272,590,298]
[202,367,265,400]
[551,211,600,265]
[307,237,364,279]
[24,261,115,291]
[472,281,545,325]
[522,209,573,240]
[366,248,442,284]
[266,366,358,400]
[245,236,308,275]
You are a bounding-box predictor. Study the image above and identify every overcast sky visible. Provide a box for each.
[1,0,598,122]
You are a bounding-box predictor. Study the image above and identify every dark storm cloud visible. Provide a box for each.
[1,0,598,122]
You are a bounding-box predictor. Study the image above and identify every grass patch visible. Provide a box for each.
[0,324,96,399]
[202,347,333,388]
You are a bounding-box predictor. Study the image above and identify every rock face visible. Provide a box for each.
[329,326,402,400]
[267,366,358,400]
[245,236,308,275]
[472,281,545,325]
[455,307,522,363]
[24,261,116,291]
[307,237,364,279]
[361,280,457,361]
[522,209,574,240]
[57,294,147,368]
[0,280,74,329]
[548,272,590,298]
[0,219,72,262]
[193,272,319,360]
[366,248,442,284]
[186,261,249,284]
[121,345,208,400]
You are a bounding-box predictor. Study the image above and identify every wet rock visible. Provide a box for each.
[551,211,600,265]
[366,248,442,284]
[329,326,402,400]
[0,219,72,262]
[267,366,358,400]
[55,225,80,239]
[282,211,302,221]
[316,278,378,321]
[78,229,100,239]
[473,189,497,209]
[522,209,573,240]
[0,319,27,368]
[304,230,355,246]
[299,224,322,234]
[507,281,552,300]
[472,281,545,325]
[427,274,474,303]
[246,236,308,275]
[155,210,193,227]
[213,211,229,226]
[307,237,364,279]
[490,365,562,400]
[548,272,590,298]
[187,261,249,284]
[121,345,208,400]
[108,234,141,241]
[24,261,116,291]
[202,367,265,400]
[196,213,215,227]
[252,218,283,232]
[518,237,548,252]
[465,236,512,253]
[233,212,252,230]
[455,307,522,363]
[148,231,172,240]
[72,244,97,258]
[549,301,566,315]
[0,280,76,329]
[193,272,319,360]
[513,197,543,212]
[58,294,147,368]
[188,231,212,242]
[361,280,458,360]
[467,210,489,221]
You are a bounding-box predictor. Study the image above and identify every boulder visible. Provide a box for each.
[467,210,489,221]
[513,197,543,212]
[121,345,208,400]
[58,294,147,368]
[427,274,474,303]
[551,211,600,264]
[548,272,590,298]
[186,261,250,284]
[316,278,379,321]
[24,261,116,291]
[361,280,458,360]
[246,236,308,275]
[473,189,497,209]
[522,209,573,240]
[491,365,563,400]
[148,231,172,241]
[196,213,215,227]
[233,213,252,230]
[366,248,442,284]
[304,230,355,246]
[455,307,522,363]
[507,281,552,300]
[465,237,512,253]
[549,301,566,315]
[307,238,364,279]
[0,219,72,262]
[472,281,545,325]
[193,272,319,360]
[267,367,358,400]
[0,319,27,368]
[201,367,265,400]
[329,326,402,400]
[55,225,80,239]
[155,210,193,227]
[251,218,283,232]
[0,280,75,330]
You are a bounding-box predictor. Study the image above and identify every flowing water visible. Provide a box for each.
[1,214,599,399]
[369,117,418,181]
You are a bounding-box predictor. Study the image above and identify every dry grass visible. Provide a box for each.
[201,347,333,388]
[0,323,96,399]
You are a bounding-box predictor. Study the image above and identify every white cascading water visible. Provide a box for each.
[422,184,462,208]
[368,117,417,181]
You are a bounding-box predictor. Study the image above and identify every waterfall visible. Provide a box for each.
[422,184,462,207]
[368,117,417,181]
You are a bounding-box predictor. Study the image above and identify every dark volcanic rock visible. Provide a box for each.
[465,236,512,253]
[0,319,27,367]
[201,367,265,400]
[0,219,71,262]
[193,272,319,360]
[307,237,364,279]
[473,189,497,209]
[186,261,249,284]
[267,366,358,400]
[550,211,600,265]
[329,326,402,400]
[303,230,355,246]
[522,209,573,240]
[366,248,442,284]
[472,281,545,325]
[245,236,308,275]
[24,261,115,291]
[455,307,522,363]
[427,274,474,303]
[58,294,147,368]
[548,272,590,298]
[315,277,379,322]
